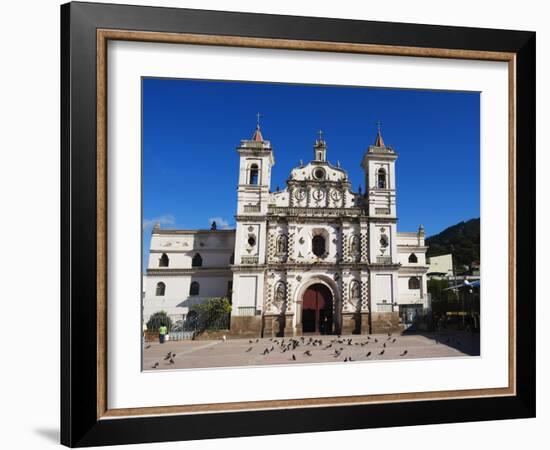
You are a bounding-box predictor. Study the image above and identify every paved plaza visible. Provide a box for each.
[143,331,480,371]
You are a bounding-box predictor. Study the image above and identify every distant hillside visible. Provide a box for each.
[426,218,480,270]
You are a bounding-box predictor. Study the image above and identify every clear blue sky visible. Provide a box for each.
[143,78,480,267]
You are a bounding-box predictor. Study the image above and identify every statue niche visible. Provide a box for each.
[276,234,288,254]
[349,280,361,311]
[274,282,286,310]
[350,234,360,254]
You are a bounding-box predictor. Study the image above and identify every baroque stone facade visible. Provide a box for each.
[143,123,429,336]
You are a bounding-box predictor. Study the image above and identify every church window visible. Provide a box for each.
[156,282,166,296]
[377,168,387,189]
[190,281,200,296]
[249,164,259,185]
[408,277,420,290]
[379,234,389,248]
[159,253,169,267]
[312,235,326,257]
[192,253,202,267]
[408,253,418,263]
[248,235,256,247]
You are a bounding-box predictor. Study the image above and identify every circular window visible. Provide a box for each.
[248,235,256,247]
[313,168,326,180]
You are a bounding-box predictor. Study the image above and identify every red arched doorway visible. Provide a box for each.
[302,284,333,334]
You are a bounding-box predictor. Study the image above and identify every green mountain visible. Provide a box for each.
[426,218,480,270]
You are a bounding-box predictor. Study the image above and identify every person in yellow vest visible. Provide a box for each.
[159,324,168,344]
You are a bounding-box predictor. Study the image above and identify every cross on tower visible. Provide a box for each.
[376,120,382,133]
[256,112,262,128]
[318,129,324,141]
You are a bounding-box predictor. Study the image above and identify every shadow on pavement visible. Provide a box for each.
[402,329,480,356]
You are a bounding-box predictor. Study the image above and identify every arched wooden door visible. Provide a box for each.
[302,284,333,334]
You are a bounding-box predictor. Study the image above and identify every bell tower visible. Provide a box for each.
[361,123,400,318]
[360,122,398,219]
[231,115,274,324]
[313,130,327,162]
[236,113,274,218]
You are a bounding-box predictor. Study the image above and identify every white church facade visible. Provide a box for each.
[143,123,429,336]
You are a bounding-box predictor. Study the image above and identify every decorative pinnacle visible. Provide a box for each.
[374,120,385,147]
[315,129,326,147]
[252,112,264,141]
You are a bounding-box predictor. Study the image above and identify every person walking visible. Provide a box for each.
[159,324,168,344]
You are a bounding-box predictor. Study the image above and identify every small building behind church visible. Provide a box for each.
[427,253,454,277]
[143,123,429,336]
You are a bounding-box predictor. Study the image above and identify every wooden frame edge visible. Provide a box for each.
[97,28,108,419]
[97,29,515,61]
[95,28,517,420]
[100,387,515,419]
[508,56,517,396]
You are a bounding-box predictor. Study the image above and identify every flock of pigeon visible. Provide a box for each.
[150,351,177,369]
[148,333,412,369]
[244,333,408,363]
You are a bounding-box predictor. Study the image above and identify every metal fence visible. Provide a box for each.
[146,312,230,341]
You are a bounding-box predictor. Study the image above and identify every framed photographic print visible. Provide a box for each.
[61,1,536,447]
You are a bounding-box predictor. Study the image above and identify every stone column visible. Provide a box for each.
[285,277,297,336]
[266,228,276,264]
[340,272,357,334]
[360,274,370,334]
[360,218,369,263]
[287,224,296,262]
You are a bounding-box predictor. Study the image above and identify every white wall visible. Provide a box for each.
[149,230,235,268]
[143,274,232,322]
[397,250,427,266]
[373,273,394,308]
[1,1,547,450]
[397,275,426,304]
